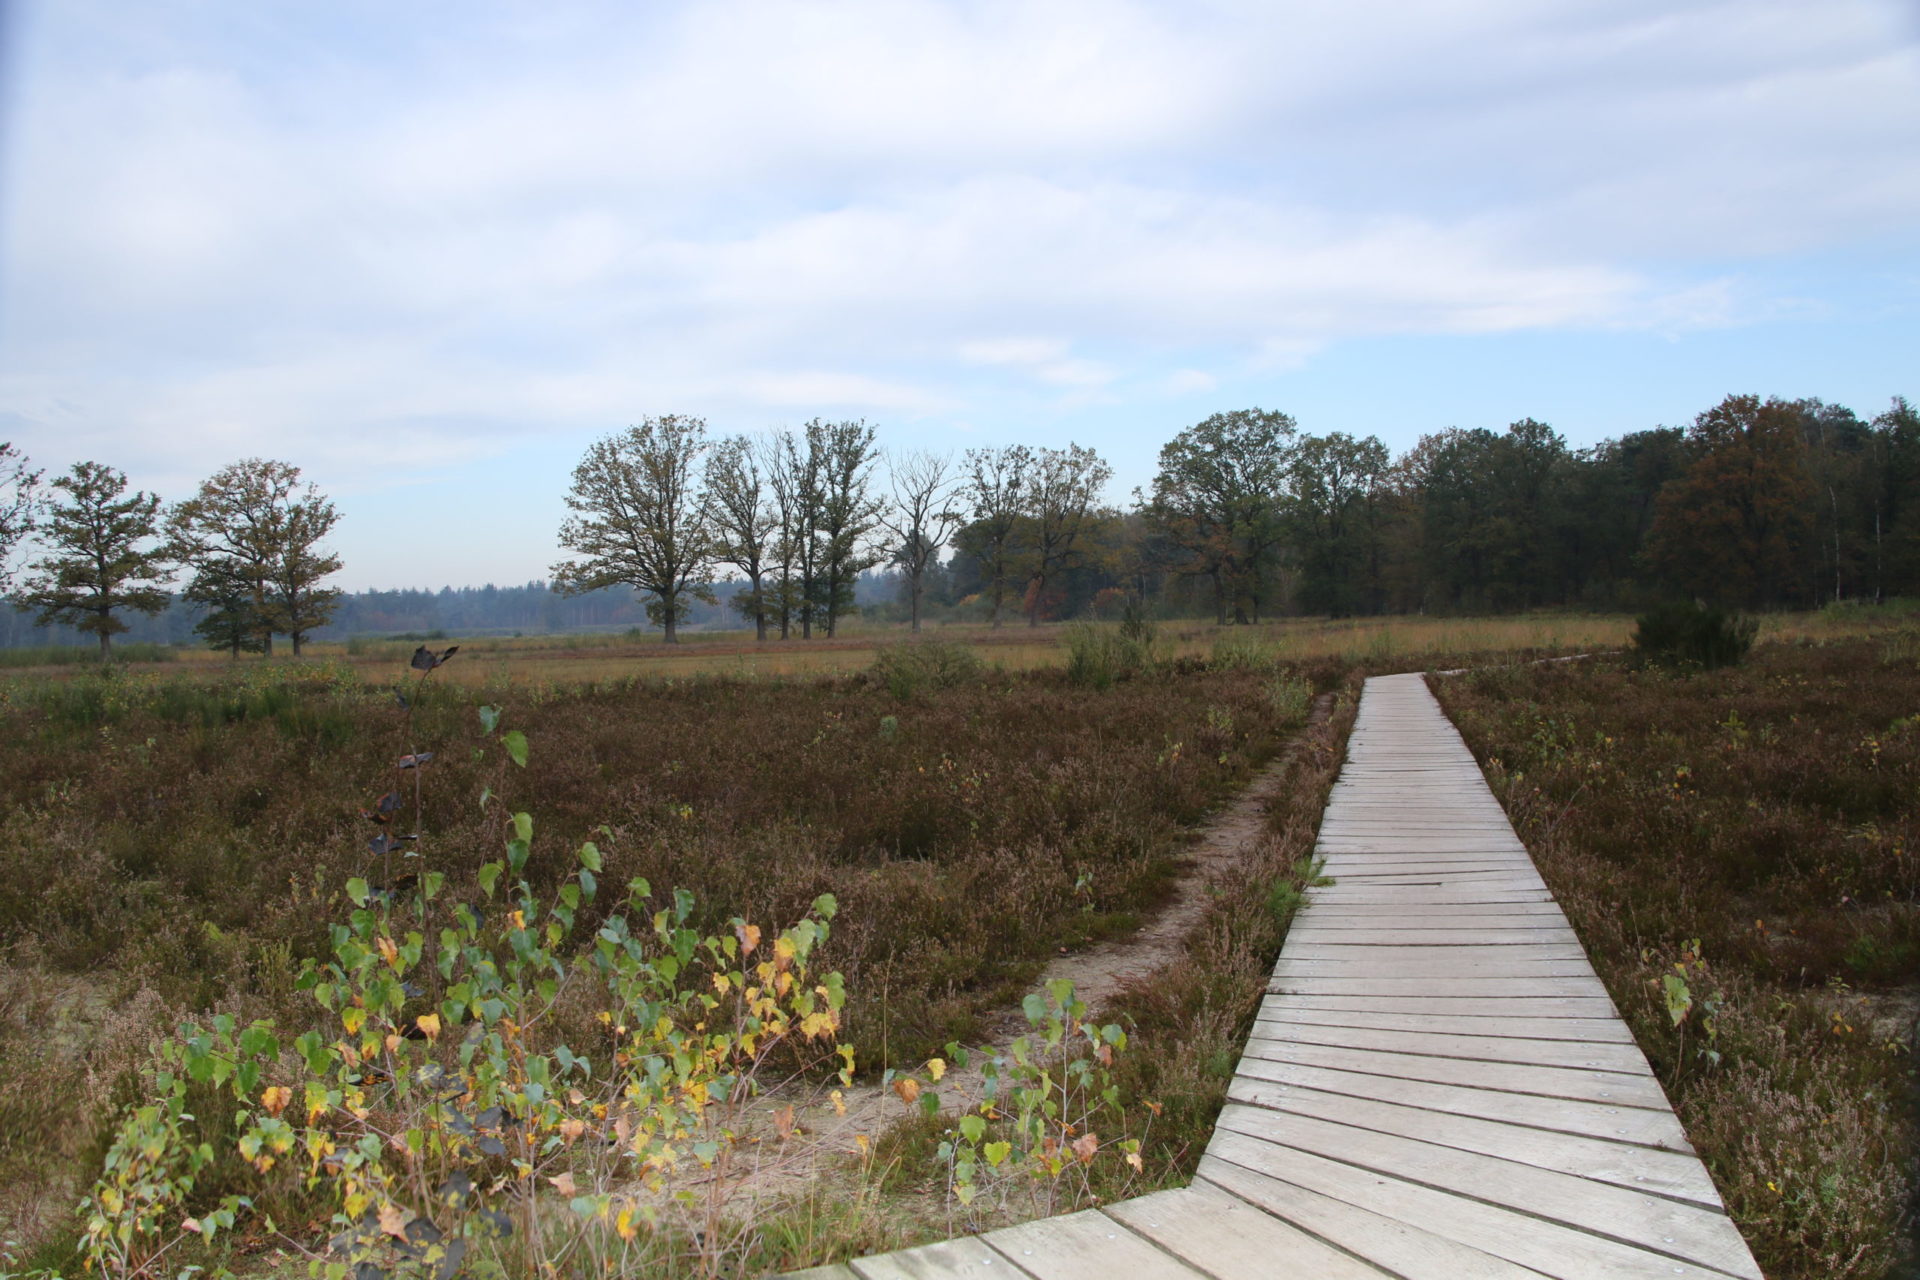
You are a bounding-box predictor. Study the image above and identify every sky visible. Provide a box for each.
[0,0,1916,590]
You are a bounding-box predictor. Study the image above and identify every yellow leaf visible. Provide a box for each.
[712,972,730,994]
[548,1172,577,1196]
[831,1089,846,1117]
[1125,1151,1144,1173]
[738,923,762,955]
[615,1207,636,1241]
[377,936,399,968]
[260,1085,292,1118]
[415,1013,441,1041]
[927,1057,946,1082]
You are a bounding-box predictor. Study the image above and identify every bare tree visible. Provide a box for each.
[21,461,174,660]
[553,416,715,644]
[881,450,962,633]
[960,445,1030,628]
[1022,444,1113,626]
[704,435,777,641]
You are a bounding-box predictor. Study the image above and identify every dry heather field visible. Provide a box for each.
[0,610,1909,1278]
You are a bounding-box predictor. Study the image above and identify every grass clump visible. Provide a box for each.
[1632,600,1758,669]
[870,639,983,699]
[1063,623,1154,689]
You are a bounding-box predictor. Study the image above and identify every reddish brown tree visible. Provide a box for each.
[1645,395,1816,607]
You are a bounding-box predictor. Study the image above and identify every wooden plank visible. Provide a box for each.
[1257,1005,1636,1043]
[847,1238,1010,1280]
[1103,1184,1390,1278]
[1248,1020,1652,1072]
[981,1209,1206,1280]
[1232,1056,1690,1148]
[1213,1105,1761,1279]
[787,1268,861,1280]
[1261,992,1622,1018]
[1281,942,1592,963]
[1241,1037,1674,1109]
[1227,1079,1720,1204]
[1201,1139,1743,1280]
[1192,1157,1542,1279]
[1267,975,1611,998]
[1288,927,1582,945]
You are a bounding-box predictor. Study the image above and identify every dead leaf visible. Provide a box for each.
[1072,1132,1099,1165]
[892,1077,921,1106]
[773,1105,796,1140]
[548,1172,577,1196]
[260,1085,291,1118]
[378,1202,410,1240]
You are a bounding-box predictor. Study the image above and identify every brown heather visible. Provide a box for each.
[0,655,1350,1265]
[1434,625,1920,1280]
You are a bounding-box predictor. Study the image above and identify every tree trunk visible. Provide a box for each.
[910,574,923,633]
[98,631,111,661]
[291,631,303,657]
[1212,569,1227,626]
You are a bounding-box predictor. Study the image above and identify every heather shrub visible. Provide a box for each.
[1632,600,1757,669]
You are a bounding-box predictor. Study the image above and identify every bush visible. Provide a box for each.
[1063,623,1152,690]
[870,639,984,699]
[1632,601,1757,669]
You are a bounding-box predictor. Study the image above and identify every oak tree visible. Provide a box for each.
[553,417,716,643]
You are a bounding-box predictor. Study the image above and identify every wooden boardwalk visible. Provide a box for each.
[792,673,1762,1279]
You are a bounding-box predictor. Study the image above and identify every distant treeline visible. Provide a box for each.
[3,391,1914,651]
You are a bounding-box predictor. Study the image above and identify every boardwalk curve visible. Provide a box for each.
[793,672,1761,1279]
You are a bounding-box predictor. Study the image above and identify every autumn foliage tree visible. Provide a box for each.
[1645,395,1816,608]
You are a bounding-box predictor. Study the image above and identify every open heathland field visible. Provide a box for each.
[2,609,1910,1278]
[1434,617,1920,1280]
[0,627,1376,1276]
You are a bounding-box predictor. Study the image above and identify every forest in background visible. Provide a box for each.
[3,391,1915,651]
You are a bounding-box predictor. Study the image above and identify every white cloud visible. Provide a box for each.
[0,0,1912,569]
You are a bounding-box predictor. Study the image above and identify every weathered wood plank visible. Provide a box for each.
[1228,1079,1719,1204]
[1243,1027,1674,1109]
[1231,1056,1690,1147]
[1260,992,1620,1018]
[1256,1005,1636,1043]
[845,1236,1024,1280]
[1213,1105,1761,1278]
[1103,1185,1391,1278]
[981,1209,1206,1280]
[1202,1140,1742,1280]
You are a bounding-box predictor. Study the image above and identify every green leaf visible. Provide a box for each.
[478,705,501,735]
[958,1114,986,1145]
[512,812,534,843]
[502,730,529,768]
[479,862,503,897]
[578,842,603,872]
[346,877,369,907]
